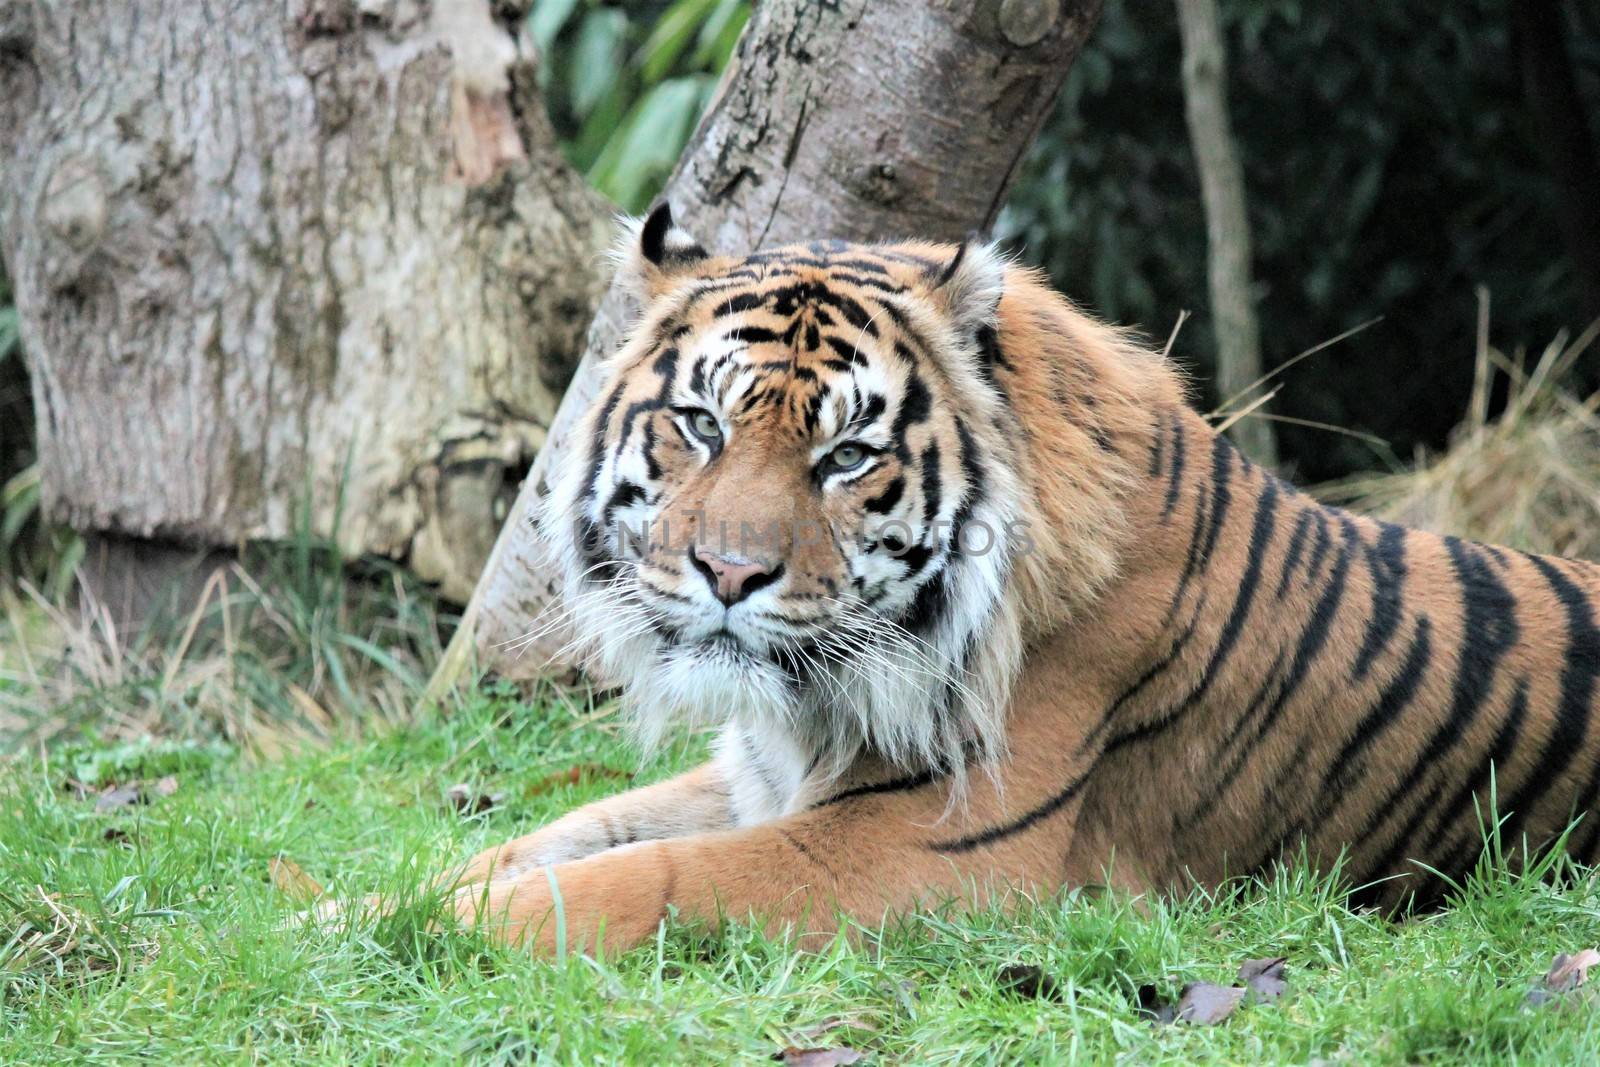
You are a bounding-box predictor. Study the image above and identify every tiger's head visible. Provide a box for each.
[541,205,1042,779]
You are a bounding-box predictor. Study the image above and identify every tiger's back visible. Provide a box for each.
[1032,408,1600,907]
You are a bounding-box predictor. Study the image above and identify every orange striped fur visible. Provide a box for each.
[377,206,1600,956]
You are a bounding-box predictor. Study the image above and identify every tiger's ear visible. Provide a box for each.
[928,237,1007,335]
[616,201,709,302]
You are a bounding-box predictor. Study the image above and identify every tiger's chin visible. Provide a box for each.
[601,629,802,756]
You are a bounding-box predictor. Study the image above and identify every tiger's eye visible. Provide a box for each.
[692,411,721,439]
[829,443,866,470]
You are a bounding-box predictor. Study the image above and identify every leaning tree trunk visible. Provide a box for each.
[0,0,612,610]
[1175,0,1276,468]
[432,0,1106,690]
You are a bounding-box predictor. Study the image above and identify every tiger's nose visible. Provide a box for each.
[690,545,782,605]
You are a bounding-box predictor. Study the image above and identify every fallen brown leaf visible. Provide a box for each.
[269,855,326,905]
[1138,970,1264,1026]
[1174,982,1246,1024]
[997,963,1063,1001]
[1528,949,1600,1007]
[445,783,505,816]
[94,785,143,812]
[790,1016,877,1043]
[772,1047,865,1066]
[87,775,181,812]
[1546,950,1600,992]
[1238,956,1288,1003]
[526,764,630,796]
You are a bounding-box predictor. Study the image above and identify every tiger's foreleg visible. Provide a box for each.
[449,773,1075,957]
[307,763,736,923]
[439,761,736,891]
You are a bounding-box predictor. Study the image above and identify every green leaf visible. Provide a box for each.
[690,0,749,70]
[569,8,629,119]
[333,632,422,692]
[568,81,631,171]
[587,75,708,212]
[0,305,18,363]
[1,463,39,550]
[636,0,717,85]
[526,0,582,58]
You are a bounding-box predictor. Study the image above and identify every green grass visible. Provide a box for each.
[5,689,1600,1064]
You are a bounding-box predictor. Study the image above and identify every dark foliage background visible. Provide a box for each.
[530,0,1599,480]
[1000,0,1600,479]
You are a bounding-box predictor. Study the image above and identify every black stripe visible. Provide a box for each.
[1275,507,1317,599]
[601,481,645,528]
[1194,435,1236,571]
[931,770,1090,854]
[828,257,893,275]
[1314,616,1434,817]
[948,421,986,553]
[1193,516,1355,826]
[1147,413,1166,478]
[892,373,931,440]
[1514,554,1599,850]
[1179,650,1288,829]
[864,476,905,515]
[1304,509,1333,582]
[1090,592,1209,748]
[816,771,937,807]
[1352,522,1409,681]
[712,290,765,317]
[1268,514,1356,706]
[1318,617,1433,799]
[919,440,942,529]
[1359,778,1445,897]
[902,570,949,634]
[724,325,781,346]
[974,324,1012,384]
[825,334,870,367]
[582,381,628,502]
[1354,538,1521,874]
[1165,470,1213,623]
[1161,413,1186,522]
[1432,676,1532,880]
[1109,472,1281,749]
[1381,539,1520,803]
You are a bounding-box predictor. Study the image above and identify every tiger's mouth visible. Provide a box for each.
[701,629,747,654]
[660,624,757,660]
[660,621,816,680]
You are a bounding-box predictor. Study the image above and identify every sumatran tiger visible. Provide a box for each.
[363,204,1600,955]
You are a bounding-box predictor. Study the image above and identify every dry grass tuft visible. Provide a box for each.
[1323,301,1600,560]
[0,537,451,753]
[0,881,161,994]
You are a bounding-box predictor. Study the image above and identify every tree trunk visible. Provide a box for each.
[1175,0,1276,467]
[436,0,1105,688]
[0,0,613,609]
[1511,0,1600,382]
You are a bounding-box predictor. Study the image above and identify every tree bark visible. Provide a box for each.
[436,0,1105,688]
[1175,0,1276,467]
[0,0,613,608]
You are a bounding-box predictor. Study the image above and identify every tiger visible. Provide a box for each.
[389,203,1600,956]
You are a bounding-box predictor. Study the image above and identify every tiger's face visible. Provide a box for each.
[541,206,1026,773]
